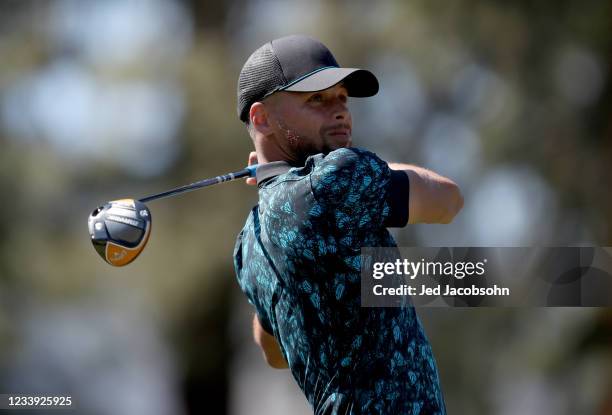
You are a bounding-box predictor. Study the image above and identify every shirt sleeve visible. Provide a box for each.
[233,212,275,335]
[309,148,409,232]
[386,169,410,227]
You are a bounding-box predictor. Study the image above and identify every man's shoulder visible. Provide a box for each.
[258,147,385,190]
[307,147,383,169]
[309,147,387,180]
[255,147,396,229]
[307,147,390,197]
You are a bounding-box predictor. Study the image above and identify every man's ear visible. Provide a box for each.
[249,102,273,135]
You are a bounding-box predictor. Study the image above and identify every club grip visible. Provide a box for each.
[246,164,258,177]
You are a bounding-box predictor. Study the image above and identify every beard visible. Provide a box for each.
[276,120,352,165]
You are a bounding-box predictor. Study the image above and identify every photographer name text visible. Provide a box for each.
[370,259,510,297]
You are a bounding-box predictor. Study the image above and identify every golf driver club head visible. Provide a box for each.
[88,199,152,266]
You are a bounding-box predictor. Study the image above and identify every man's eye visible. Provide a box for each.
[309,94,323,102]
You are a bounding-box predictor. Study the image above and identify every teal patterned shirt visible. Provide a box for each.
[233,147,446,414]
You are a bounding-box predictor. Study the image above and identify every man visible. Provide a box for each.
[233,35,463,414]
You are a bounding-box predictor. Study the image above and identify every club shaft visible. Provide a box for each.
[139,165,257,203]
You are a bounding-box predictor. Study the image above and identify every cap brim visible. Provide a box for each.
[282,67,379,97]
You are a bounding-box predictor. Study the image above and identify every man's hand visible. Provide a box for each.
[252,314,289,369]
[388,162,464,224]
[246,151,257,186]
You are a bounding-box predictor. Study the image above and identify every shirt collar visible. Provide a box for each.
[256,161,293,185]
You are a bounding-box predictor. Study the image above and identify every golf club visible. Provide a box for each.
[88,165,258,267]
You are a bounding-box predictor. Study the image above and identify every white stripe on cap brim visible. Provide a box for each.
[281,67,379,97]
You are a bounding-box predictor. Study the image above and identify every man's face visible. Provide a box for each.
[264,83,352,163]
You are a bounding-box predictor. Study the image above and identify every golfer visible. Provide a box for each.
[234,35,463,415]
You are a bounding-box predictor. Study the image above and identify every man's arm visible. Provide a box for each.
[388,163,464,224]
[252,314,289,369]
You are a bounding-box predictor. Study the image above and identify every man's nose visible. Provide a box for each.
[332,99,349,120]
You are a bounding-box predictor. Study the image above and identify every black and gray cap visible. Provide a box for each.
[237,34,379,122]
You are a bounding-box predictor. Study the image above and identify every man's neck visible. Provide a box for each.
[254,136,305,166]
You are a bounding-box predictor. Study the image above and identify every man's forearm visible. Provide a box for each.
[387,162,464,224]
[388,163,454,186]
